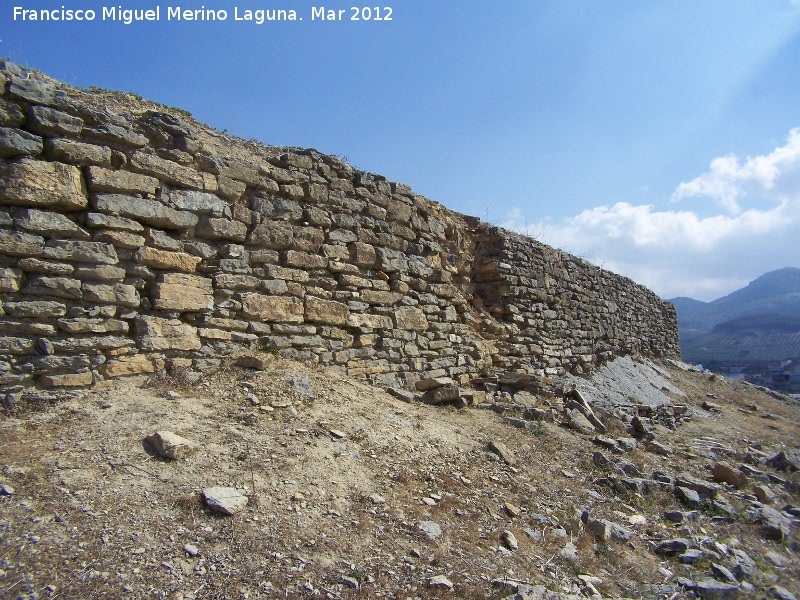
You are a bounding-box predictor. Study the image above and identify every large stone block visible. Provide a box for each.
[0,267,22,292]
[42,240,118,264]
[130,152,204,189]
[0,158,87,209]
[0,229,45,256]
[0,127,43,157]
[305,296,350,326]
[92,194,198,230]
[195,216,247,241]
[375,248,408,273]
[394,307,429,331]
[248,220,293,249]
[28,106,83,136]
[14,208,90,239]
[99,354,155,378]
[84,212,144,232]
[285,250,328,270]
[2,300,66,318]
[152,273,213,312]
[240,293,303,323]
[168,190,229,216]
[346,313,394,329]
[348,241,376,267]
[39,371,94,387]
[82,283,140,308]
[85,166,159,196]
[0,337,35,355]
[135,315,202,351]
[133,247,201,272]
[56,318,129,334]
[23,276,82,300]
[45,139,112,167]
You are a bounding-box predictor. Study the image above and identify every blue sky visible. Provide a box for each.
[4,0,800,301]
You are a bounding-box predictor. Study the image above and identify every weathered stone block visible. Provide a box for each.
[39,371,93,387]
[99,354,155,378]
[133,247,201,272]
[348,241,376,267]
[0,127,43,157]
[240,293,303,323]
[168,190,229,215]
[45,139,112,167]
[28,105,83,136]
[2,300,66,318]
[130,151,203,189]
[73,265,126,282]
[42,240,118,264]
[0,158,86,209]
[92,194,198,230]
[346,313,394,329]
[394,307,429,331]
[14,208,90,240]
[94,230,146,250]
[292,227,325,253]
[84,212,144,232]
[285,250,328,270]
[24,276,82,300]
[152,273,213,312]
[0,337,35,355]
[0,267,22,292]
[0,229,44,256]
[196,216,247,241]
[360,290,403,306]
[217,175,246,200]
[56,318,129,334]
[214,274,260,290]
[135,315,202,351]
[82,283,140,307]
[85,166,159,196]
[248,220,293,248]
[0,98,25,127]
[375,247,408,273]
[305,296,350,326]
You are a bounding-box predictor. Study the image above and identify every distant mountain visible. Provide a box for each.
[669,267,800,365]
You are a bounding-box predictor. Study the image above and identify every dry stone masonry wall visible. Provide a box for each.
[0,61,679,402]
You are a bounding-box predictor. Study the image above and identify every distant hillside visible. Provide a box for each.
[670,267,800,364]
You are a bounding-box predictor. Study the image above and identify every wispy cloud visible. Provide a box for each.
[501,129,800,301]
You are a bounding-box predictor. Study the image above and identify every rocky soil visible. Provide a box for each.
[1,354,799,599]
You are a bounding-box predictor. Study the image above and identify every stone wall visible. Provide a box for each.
[0,61,679,402]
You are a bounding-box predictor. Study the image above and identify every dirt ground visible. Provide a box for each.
[1,355,798,599]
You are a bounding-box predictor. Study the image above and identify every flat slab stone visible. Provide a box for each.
[202,487,248,515]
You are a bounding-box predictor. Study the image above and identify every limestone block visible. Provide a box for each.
[386,199,413,223]
[0,337,35,355]
[130,151,203,189]
[135,315,202,351]
[0,127,43,157]
[213,274,260,290]
[375,247,408,273]
[240,293,303,323]
[7,75,58,105]
[198,328,231,340]
[100,354,155,378]
[24,276,82,300]
[346,313,394,330]
[217,175,246,200]
[195,216,247,242]
[360,290,403,306]
[168,190,229,215]
[348,241,376,267]
[56,318,129,334]
[0,158,87,210]
[3,300,66,318]
[92,194,198,230]
[305,296,350,326]
[292,226,325,253]
[248,220,293,248]
[28,106,83,136]
[85,166,158,196]
[152,273,213,312]
[39,372,94,387]
[45,139,112,167]
[84,212,144,232]
[0,98,25,127]
[94,230,146,250]
[16,355,92,373]
[83,123,148,147]
[73,265,126,282]
[393,307,429,332]
[42,240,118,264]
[285,250,328,270]
[133,247,201,272]
[14,208,90,239]
[82,283,140,308]
[146,431,193,459]
[0,267,22,292]
[0,229,44,256]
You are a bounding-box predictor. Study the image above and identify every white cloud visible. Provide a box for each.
[671,128,800,214]
[501,129,800,301]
